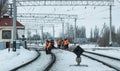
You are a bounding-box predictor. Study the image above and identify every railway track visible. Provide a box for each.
[67,46,120,71]
[10,48,40,71]
[83,51,120,71]
[10,47,56,71]
[11,45,119,71]
[43,53,56,71]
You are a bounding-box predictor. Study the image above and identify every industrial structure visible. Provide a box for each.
[0,0,115,46]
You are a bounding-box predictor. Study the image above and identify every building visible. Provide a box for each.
[0,17,25,48]
[76,38,88,44]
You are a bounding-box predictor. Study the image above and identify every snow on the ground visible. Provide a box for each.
[0,43,120,71]
[50,49,115,71]
[85,48,120,59]
[0,46,37,71]
[81,44,120,59]
[27,43,45,50]
[27,43,44,48]
[17,51,51,71]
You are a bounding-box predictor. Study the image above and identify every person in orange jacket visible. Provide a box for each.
[56,39,61,48]
[45,40,52,54]
[63,39,69,49]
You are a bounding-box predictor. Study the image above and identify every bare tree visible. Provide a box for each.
[90,28,93,42]
[98,25,117,46]
[64,25,86,43]
[116,27,120,45]
[93,26,99,42]
[78,26,86,38]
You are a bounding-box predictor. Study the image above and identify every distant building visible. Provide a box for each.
[0,17,25,48]
[76,38,88,44]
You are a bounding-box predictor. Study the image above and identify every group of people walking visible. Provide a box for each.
[45,38,69,54]
[56,39,69,49]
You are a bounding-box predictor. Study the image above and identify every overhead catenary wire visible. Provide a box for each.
[116,0,120,3]
[85,5,120,18]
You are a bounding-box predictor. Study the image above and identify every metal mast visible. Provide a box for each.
[74,18,77,45]
[109,5,112,45]
[13,0,17,41]
[53,25,55,40]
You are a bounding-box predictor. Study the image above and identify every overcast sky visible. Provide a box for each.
[17,0,120,38]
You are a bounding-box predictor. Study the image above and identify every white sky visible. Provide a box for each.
[17,0,120,38]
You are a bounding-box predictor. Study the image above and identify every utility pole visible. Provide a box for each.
[53,25,55,40]
[12,0,17,51]
[67,23,70,38]
[41,25,44,45]
[36,29,37,44]
[109,5,112,46]
[61,18,64,40]
[27,29,30,44]
[13,0,17,41]
[74,18,77,45]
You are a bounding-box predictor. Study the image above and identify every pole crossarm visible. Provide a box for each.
[16,0,114,6]
[25,24,54,27]
[18,18,62,21]
[18,19,63,23]
[17,13,78,19]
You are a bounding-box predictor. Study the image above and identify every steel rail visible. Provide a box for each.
[85,51,120,61]
[62,48,120,71]
[10,48,41,71]
[43,52,56,71]
[83,51,120,71]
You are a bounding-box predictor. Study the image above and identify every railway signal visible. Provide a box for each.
[73,45,84,66]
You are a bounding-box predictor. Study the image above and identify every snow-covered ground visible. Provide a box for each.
[81,44,120,59]
[0,44,120,71]
[17,51,51,71]
[50,49,115,71]
[0,47,37,71]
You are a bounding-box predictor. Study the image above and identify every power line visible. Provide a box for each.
[16,0,114,6]
[116,0,120,3]
[81,5,120,19]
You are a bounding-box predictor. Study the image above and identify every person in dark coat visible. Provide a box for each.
[21,35,27,49]
[50,39,55,49]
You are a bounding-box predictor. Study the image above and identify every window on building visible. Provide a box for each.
[2,30,11,39]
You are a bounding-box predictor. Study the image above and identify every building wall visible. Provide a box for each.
[0,26,13,42]
[0,26,24,42]
[0,26,24,48]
